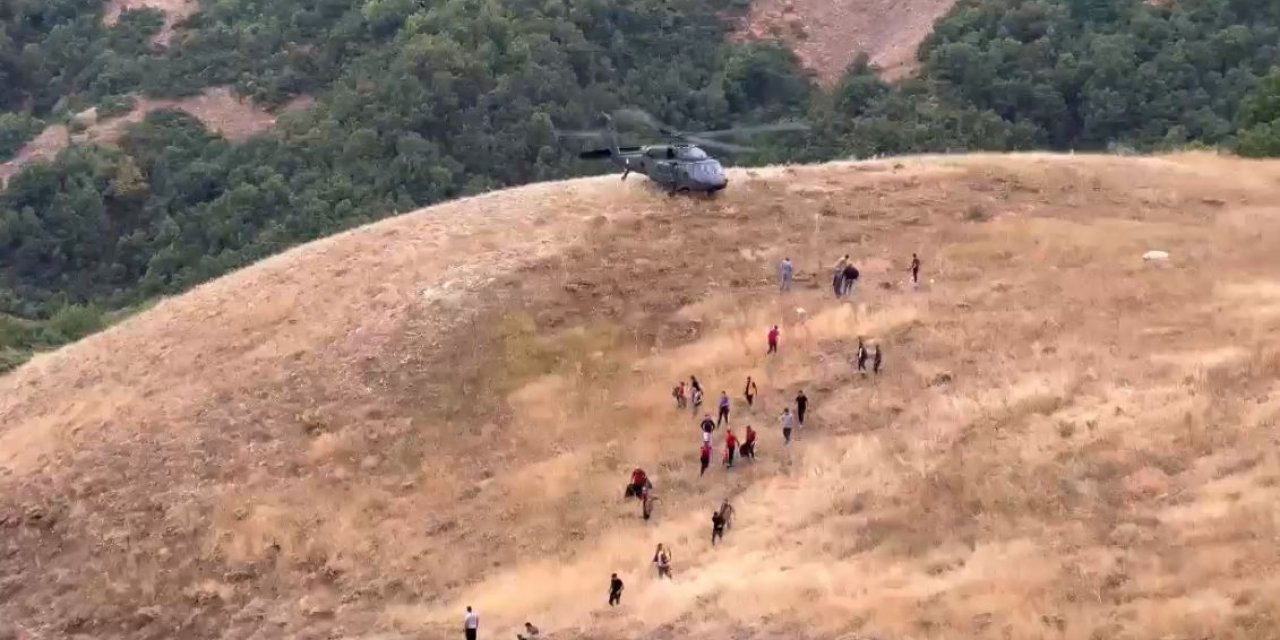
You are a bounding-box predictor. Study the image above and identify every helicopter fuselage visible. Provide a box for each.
[614,144,728,193]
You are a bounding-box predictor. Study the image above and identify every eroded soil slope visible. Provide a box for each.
[3,154,1280,640]
[736,0,957,83]
[0,88,311,187]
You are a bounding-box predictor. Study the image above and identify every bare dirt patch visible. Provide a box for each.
[3,153,1280,639]
[0,88,311,186]
[0,124,69,185]
[735,0,959,84]
[102,0,199,46]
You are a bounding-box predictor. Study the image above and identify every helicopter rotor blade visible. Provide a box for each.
[612,108,671,133]
[554,129,608,140]
[685,135,757,154]
[685,122,812,138]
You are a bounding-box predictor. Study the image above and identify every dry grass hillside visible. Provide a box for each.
[4,153,1280,640]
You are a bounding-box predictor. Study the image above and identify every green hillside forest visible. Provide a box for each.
[1,0,1279,370]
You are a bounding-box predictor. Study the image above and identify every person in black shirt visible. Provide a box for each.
[873,345,883,374]
[609,573,624,606]
[744,376,758,407]
[856,338,869,373]
[795,390,808,425]
[711,511,727,545]
[700,414,716,435]
[841,263,859,297]
[910,253,921,285]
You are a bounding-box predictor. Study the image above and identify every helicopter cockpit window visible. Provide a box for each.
[676,147,708,161]
[687,160,725,182]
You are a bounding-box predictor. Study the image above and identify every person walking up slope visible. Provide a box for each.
[831,255,848,298]
[464,607,479,640]
[711,510,727,545]
[744,376,758,407]
[873,345,883,374]
[841,262,860,297]
[690,378,703,415]
[717,392,731,427]
[653,544,672,578]
[724,428,738,468]
[609,573,624,606]
[856,338,869,374]
[699,442,712,476]
[779,257,794,292]
[767,325,780,355]
[742,425,757,460]
[673,381,686,409]
[781,408,795,444]
[641,485,656,521]
[795,390,808,426]
[910,253,921,286]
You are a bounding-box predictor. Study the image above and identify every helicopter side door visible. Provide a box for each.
[649,160,676,187]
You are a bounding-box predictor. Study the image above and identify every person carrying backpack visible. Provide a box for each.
[841,263,860,297]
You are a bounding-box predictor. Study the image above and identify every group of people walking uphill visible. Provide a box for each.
[463,251,921,640]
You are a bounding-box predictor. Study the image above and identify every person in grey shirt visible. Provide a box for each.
[781,408,795,444]
[779,257,794,291]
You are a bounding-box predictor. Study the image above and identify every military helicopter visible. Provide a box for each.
[558,109,809,195]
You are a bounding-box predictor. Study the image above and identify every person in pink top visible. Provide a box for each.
[767,325,780,354]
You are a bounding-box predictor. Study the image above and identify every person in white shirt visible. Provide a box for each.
[781,408,795,444]
[464,606,479,640]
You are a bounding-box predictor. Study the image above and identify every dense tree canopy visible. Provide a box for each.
[1237,68,1280,157]
[1,0,1280,370]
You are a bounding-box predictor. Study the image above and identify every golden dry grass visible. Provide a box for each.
[3,152,1280,639]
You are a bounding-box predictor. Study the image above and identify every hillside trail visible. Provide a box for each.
[4,153,1280,640]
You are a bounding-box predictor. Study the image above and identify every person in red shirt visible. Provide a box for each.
[724,428,738,468]
[767,326,780,354]
[699,442,712,476]
[626,468,650,499]
[742,425,757,460]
